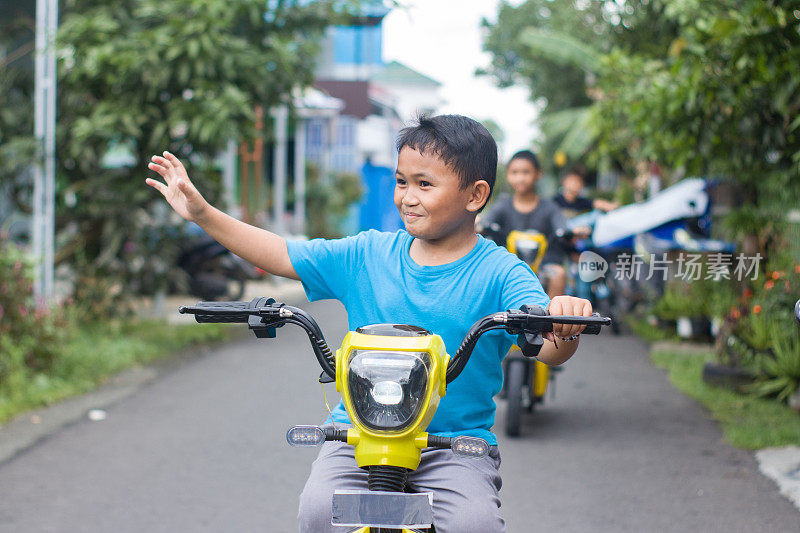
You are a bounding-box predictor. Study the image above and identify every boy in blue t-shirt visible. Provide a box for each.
[146,114,593,532]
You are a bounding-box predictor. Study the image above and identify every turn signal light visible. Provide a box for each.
[451,436,489,458]
[286,425,325,447]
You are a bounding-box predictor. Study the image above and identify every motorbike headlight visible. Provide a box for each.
[515,239,541,264]
[347,350,431,431]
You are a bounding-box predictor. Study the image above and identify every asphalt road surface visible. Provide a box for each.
[1,299,799,532]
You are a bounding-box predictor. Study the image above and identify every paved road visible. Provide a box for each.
[1,299,799,532]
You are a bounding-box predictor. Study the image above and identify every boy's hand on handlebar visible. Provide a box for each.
[146,151,210,222]
[545,295,592,341]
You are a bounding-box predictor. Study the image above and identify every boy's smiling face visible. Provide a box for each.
[394,146,484,241]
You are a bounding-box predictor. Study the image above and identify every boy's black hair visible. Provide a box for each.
[396,114,498,208]
[563,165,587,181]
[508,149,541,171]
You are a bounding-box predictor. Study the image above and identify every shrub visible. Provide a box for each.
[653,282,695,321]
[0,239,70,386]
[749,330,800,403]
[726,259,800,403]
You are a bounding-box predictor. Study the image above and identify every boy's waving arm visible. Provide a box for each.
[146,151,298,280]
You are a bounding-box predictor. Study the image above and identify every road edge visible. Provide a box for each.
[650,339,800,514]
[0,281,307,465]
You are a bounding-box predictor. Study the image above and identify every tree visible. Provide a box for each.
[480,118,505,146]
[483,0,799,252]
[3,0,352,300]
[480,0,677,162]
[0,10,37,232]
[592,0,800,252]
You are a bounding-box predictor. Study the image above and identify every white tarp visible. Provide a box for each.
[592,178,709,246]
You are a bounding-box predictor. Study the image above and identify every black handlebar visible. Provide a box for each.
[179,298,336,381]
[525,314,608,335]
[445,307,612,384]
[179,298,612,388]
[554,227,574,241]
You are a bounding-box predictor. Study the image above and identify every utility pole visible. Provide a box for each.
[293,117,306,235]
[272,105,289,236]
[32,0,58,302]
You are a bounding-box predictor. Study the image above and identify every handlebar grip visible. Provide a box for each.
[196,301,249,308]
[184,301,251,323]
[194,313,250,323]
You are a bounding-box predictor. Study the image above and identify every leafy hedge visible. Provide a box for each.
[0,240,69,387]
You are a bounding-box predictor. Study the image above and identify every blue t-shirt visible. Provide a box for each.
[286,229,550,444]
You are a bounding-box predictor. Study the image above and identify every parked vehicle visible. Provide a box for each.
[568,179,735,318]
[177,225,259,301]
[179,297,611,531]
[795,299,800,325]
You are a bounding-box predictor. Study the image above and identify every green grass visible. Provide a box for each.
[0,319,235,424]
[651,349,800,449]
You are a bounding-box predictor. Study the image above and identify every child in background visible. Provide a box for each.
[553,166,619,301]
[480,150,569,298]
[554,165,619,220]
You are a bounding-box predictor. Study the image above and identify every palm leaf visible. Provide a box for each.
[540,106,594,158]
[519,27,601,74]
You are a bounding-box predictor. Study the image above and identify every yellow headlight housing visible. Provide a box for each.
[335,326,449,469]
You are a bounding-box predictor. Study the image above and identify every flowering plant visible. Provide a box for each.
[0,238,69,386]
[730,259,800,402]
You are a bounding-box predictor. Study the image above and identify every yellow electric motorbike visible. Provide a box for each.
[179,297,610,532]
[503,229,558,437]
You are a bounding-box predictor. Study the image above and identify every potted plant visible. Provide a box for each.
[654,282,711,341]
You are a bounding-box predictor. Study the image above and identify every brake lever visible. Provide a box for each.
[508,306,547,357]
[247,297,286,338]
[516,330,544,358]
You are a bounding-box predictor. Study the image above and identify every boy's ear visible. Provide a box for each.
[466,180,491,213]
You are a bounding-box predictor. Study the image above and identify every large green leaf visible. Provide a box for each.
[540,106,594,158]
[519,27,601,74]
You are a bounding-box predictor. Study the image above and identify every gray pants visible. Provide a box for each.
[297,439,505,532]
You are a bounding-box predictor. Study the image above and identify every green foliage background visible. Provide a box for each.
[480,0,678,164]
[2,0,346,300]
[483,0,800,403]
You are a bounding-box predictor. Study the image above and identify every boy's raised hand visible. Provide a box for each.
[145,151,209,222]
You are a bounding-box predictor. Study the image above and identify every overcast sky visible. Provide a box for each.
[382,0,537,160]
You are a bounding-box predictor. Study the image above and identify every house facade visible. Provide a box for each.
[236,1,442,236]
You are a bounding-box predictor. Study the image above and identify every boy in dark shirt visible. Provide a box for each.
[553,166,618,220]
[481,150,568,297]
